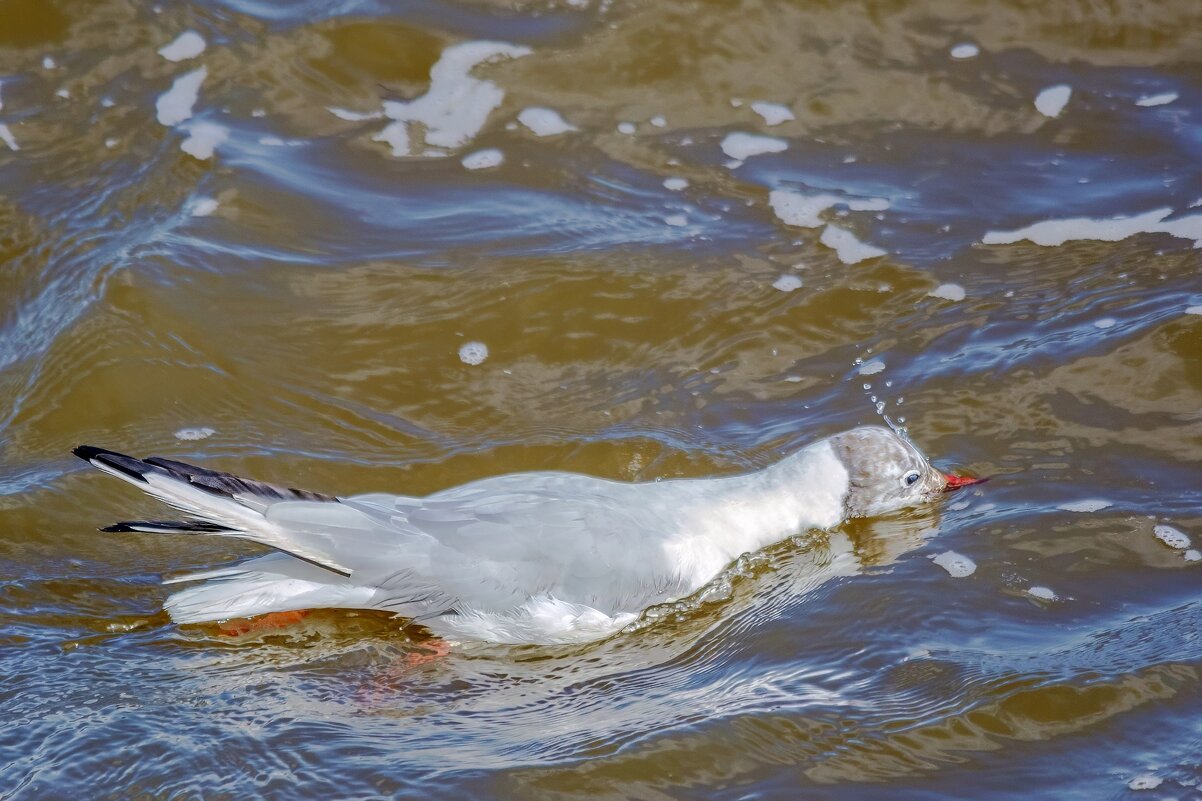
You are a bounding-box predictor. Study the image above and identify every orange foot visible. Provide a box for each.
[399,637,453,668]
[218,609,311,636]
[371,637,454,692]
[354,637,454,704]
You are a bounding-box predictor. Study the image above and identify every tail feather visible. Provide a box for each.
[74,445,354,577]
[164,570,372,624]
[161,554,373,623]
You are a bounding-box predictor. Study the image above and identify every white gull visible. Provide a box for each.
[75,426,983,645]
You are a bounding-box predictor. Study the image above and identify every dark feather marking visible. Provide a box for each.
[76,444,351,578]
[103,520,234,533]
[269,550,353,578]
[74,445,338,505]
[143,457,226,478]
[149,460,337,504]
[73,446,150,483]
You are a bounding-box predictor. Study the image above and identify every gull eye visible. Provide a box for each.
[902,470,921,487]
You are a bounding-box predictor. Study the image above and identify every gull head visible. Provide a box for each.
[829,425,986,519]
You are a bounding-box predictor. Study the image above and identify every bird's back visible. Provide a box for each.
[342,470,709,617]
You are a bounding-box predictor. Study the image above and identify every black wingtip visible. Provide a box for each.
[100,523,135,532]
[73,446,150,483]
[73,445,109,462]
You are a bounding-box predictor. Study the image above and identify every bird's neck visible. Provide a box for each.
[682,439,851,558]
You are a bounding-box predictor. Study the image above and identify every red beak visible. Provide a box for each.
[943,472,988,492]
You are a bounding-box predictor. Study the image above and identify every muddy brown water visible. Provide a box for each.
[2,0,1202,798]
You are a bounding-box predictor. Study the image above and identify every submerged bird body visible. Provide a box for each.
[74,426,979,644]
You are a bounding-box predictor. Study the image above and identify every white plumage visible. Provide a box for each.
[74,425,974,645]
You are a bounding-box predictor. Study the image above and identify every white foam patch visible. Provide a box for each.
[617,121,636,134]
[1185,549,1201,562]
[1128,775,1162,791]
[1058,499,1111,512]
[769,189,890,228]
[370,41,530,157]
[720,132,787,160]
[1094,317,1117,329]
[190,197,219,216]
[983,207,1202,249]
[1187,306,1202,315]
[42,55,56,70]
[858,358,885,375]
[328,106,384,122]
[375,122,410,155]
[751,101,794,126]
[180,121,227,159]
[458,341,489,365]
[1035,84,1072,117]
[104,137,119,149]
[820,224,887,264]
[663,177,688,191]
[929,282,966,301]
[950,42,980,59]
[1135,92,1177,107]
[158,31,206,62]
[55,88,70,99]
[770,190,833,228]
[1153,524,1191,550]
[156,66,207,126]
[772,274,802,292]
[932,550,976,577]
[0,123,17,152]
[462,148,503,170]
[663,213,688,227]
[517,106,575,136]
[1027,586,1056,600]
[174,426,215,441]
[649,115,666,128]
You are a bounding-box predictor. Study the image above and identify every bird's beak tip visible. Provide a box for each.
[943,472,989,492]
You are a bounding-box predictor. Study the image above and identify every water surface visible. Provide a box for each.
[2,0,1202,797]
